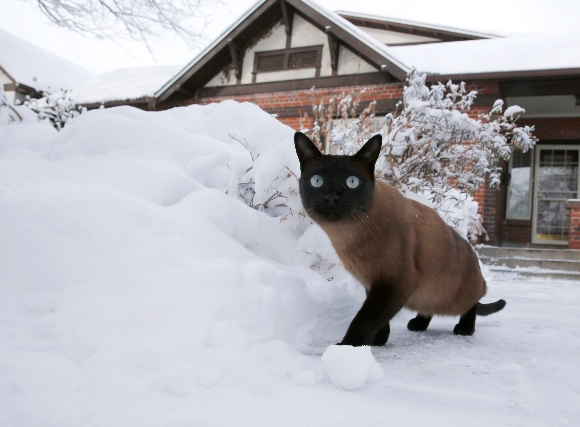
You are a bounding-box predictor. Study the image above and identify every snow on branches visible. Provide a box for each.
[0,86,23,126]
[22,89,86,130]
[298,71,537,242]
[380,71,536,201]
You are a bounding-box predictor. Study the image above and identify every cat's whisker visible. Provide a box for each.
[354,207,382,235]
[352,210,391,266]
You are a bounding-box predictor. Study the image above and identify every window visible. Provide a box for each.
[533,147,579,244]
[252,46,323,82]
[506,149,533,220]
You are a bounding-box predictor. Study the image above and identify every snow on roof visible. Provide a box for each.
[73,66,182,104]
[336,10,502,39]
[0,28,94,91]
[389,31,580,77]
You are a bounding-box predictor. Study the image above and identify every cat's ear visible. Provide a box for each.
[294,132,323,167]
[355,134,382,166]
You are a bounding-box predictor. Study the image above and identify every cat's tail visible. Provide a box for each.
[476,299,506,316]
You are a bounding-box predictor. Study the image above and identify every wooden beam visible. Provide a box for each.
[500,78,580,97]
[176,85,196,97]
[279,0,293,48]
[325,27,340,76]
[197,72,395,98]
[227,39,243,84]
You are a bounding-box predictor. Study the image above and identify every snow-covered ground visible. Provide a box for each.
[1,102,578,427]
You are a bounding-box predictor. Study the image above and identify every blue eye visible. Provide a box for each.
[346,176,360,189]
[310,175,323,187]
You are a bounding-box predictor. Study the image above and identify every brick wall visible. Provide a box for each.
[501,220,532,245]
[520,117,580,140]
[567,200,580,250]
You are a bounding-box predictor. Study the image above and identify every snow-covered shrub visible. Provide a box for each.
[21,88,86,130]
[299,71,537,242]
[0,86,23,126]
[299,87,378,155]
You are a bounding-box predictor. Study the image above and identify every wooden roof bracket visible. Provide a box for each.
[227,39,243,84]
[279,0,293,48]
[325,26,340,77]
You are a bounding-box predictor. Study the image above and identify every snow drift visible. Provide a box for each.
[0,101,372,426]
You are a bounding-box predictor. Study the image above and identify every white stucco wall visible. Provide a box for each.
[240,22,287,85]
[1,68,13,85]
[337,45,377,75]
[205,66,236,87]
[357,27,440,45]
[205,14,378,88]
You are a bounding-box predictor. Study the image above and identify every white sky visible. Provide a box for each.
[1,0,580,75]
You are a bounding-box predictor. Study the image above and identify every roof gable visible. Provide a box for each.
[156,0,411,104]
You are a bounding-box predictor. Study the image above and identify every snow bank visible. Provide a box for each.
[322,345,384,390]
[0,101,364,426]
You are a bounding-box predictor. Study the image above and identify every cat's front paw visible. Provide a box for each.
[337,337,365,347]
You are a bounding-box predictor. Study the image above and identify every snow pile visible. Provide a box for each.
[322,345,384,390]
[0,100,365,426]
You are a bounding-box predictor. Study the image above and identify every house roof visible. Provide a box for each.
[73,66,182,106]
[337,11,502,42]
[0,28,94,92]
[390,31,580,79]
[155,0,412,103]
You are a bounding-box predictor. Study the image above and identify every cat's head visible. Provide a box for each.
[294,132,382,223]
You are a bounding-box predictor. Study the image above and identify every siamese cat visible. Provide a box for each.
[294,132,505,347]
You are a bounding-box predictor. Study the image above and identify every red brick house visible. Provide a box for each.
[94,0,580,249]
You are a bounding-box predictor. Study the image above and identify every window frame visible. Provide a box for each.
[252,45,323,82]
[505,148,534,221]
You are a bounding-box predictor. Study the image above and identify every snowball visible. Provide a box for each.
[321,345,384,390]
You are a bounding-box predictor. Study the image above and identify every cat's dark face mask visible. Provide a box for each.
[294,132,382,223]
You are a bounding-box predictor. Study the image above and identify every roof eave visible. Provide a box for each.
[336,10,502,40]
[423,67,580,82]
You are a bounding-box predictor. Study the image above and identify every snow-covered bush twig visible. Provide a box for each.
[22,88,86,130]
[0,86,23,125]
[263,71,537,243]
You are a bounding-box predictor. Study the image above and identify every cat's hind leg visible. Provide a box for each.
[372,323,390,346]
[453,304,477,336]
[407,313,432,332]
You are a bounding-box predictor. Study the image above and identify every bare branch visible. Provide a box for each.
[31,0,221,48]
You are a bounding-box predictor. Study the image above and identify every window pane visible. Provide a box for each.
[507,149,532,219]
[256,54,284,72]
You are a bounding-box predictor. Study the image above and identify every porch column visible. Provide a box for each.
[566,199,580,250]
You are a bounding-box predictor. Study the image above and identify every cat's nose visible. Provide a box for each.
[324,195,339,206]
